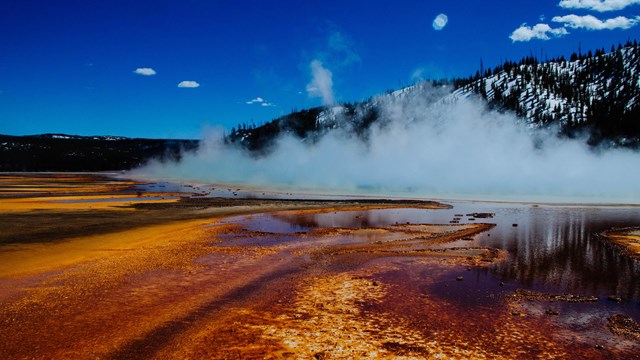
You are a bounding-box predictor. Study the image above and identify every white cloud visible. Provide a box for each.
[552,14,640,30]
[306,60,335,106]
[246,97,275,107]
[559,0,640,12]
[432,14,448,30]
[177,80,200,88]
[246,97,264,104]
[509,23,569,42]
[134,67,156,76]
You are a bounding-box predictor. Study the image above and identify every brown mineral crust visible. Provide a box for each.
[366,267,568,358]
[608,315,640,340]
[0,173,137,197]
[254,257,583,359]
[601,227,640,260]
[509,289,599,303]
[306,223,495,254]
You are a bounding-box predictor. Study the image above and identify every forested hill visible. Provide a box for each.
[0,134,198,171]
[229,41,640,151]
[453,40,640,146]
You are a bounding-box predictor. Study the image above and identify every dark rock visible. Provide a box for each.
[607,295,623,302]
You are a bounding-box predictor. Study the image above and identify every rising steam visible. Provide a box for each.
[306,60,335,106]
[133,84,640,203]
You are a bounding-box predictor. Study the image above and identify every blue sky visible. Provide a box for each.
[1,0,640,139]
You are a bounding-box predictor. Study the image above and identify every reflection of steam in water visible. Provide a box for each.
[257,205,640,307]
[135,85,640,203]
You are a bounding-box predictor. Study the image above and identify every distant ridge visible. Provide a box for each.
[0,133,198,172]
[32,133,130,141]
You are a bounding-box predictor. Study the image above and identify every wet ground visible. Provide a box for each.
[0,174,639,359]
[211,205,640,358]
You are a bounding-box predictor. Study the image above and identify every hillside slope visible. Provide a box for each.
[229,41,640,151]
[453,41,640,145]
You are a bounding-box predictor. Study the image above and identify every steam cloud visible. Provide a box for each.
[134,84,640,203]
[306,60,335,106]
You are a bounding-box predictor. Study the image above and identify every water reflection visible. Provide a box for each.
[255,203,640,305]
[483,205,640,303]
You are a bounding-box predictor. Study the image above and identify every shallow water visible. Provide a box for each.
[136,181,360,200]
[224,202,640,323]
